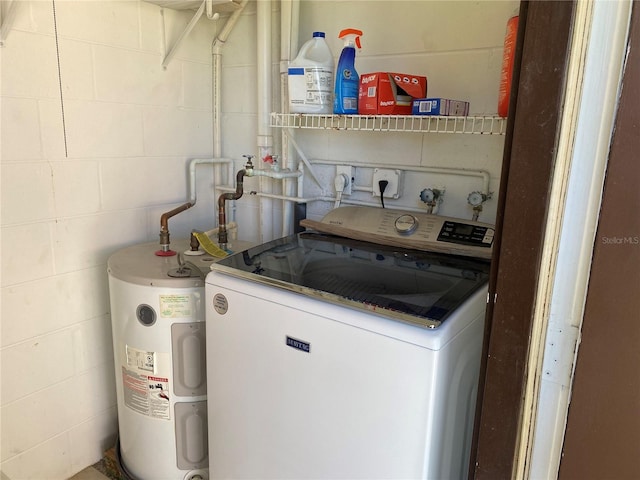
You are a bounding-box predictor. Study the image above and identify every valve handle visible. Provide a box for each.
[242,154,255,169]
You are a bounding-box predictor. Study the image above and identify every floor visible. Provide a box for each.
[68,467,111,480]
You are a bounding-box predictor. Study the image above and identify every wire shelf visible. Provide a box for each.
[270,113,507,135]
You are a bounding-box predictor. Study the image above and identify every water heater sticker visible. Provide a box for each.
[148,375,170,420]
[159,294,192,318]
[126,345,155,373]
[121,367,170,420]
[213,293,228,315]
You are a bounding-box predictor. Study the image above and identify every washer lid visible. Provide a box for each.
[209,233,490,328]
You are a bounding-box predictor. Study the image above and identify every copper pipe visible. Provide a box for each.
[218,169,247,248]
[158,202,193,252]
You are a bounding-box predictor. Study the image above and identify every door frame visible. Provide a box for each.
[470,1,576,478]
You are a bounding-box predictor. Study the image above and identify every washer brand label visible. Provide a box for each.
[286,336,310,353]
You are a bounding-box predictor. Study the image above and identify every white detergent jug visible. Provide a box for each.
[288,32,334,114]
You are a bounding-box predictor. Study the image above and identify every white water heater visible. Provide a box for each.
[108,239,228,480]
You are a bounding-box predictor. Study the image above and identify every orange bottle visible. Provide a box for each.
[498,14,519,118]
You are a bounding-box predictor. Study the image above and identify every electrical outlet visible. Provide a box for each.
[372,168,402,199]
[336,166,354,195]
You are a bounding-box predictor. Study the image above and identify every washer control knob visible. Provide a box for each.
[395,214,419,235]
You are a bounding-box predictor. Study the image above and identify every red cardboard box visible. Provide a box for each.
[358,72,427,115]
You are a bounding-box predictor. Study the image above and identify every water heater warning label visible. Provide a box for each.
[122,367,170,420]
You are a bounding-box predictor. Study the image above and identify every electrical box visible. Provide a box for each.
[372,168,402,199]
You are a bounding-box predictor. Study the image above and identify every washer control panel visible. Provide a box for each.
[437,220,494,247]
[306,206,494,259]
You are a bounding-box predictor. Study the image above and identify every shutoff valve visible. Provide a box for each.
[420,188,444,207]
[467,191,493,221]
[467,191,492,207]
[263,154,280,171]
[243,154,255,170]
[419,188,444,213]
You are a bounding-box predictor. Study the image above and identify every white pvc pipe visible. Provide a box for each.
[311,159,492,196]
[246,168,303,180]
[257,0,274,242]
[257,1,273,155]
[280,0,292,236]
[297,161,304,200]
[212,0,249,158]
[286,1,300,237]
[216,185,332,204]
[212,53,222,159]
[249,192,333,204]
[188,157,234,203]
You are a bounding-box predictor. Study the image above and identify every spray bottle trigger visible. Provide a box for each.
[338,28,363,49]
[338,28,363,38]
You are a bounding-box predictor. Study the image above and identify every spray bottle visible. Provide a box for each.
[333,28,363,115]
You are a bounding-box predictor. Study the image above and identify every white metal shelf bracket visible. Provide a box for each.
[0,0,18,47]
[160,0,206,68]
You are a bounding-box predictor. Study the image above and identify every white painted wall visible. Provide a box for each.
[0,1,514,478]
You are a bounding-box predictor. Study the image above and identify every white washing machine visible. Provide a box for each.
[205,206,493,479]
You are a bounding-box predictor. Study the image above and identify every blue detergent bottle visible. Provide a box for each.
[334,28,363,114]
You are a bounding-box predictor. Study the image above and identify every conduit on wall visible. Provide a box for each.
[257,0,274,243]
[210,0,248,229]
[279,0,300,237]
[212,0,248,158]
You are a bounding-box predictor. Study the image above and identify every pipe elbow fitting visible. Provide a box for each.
[217,167,248,248]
